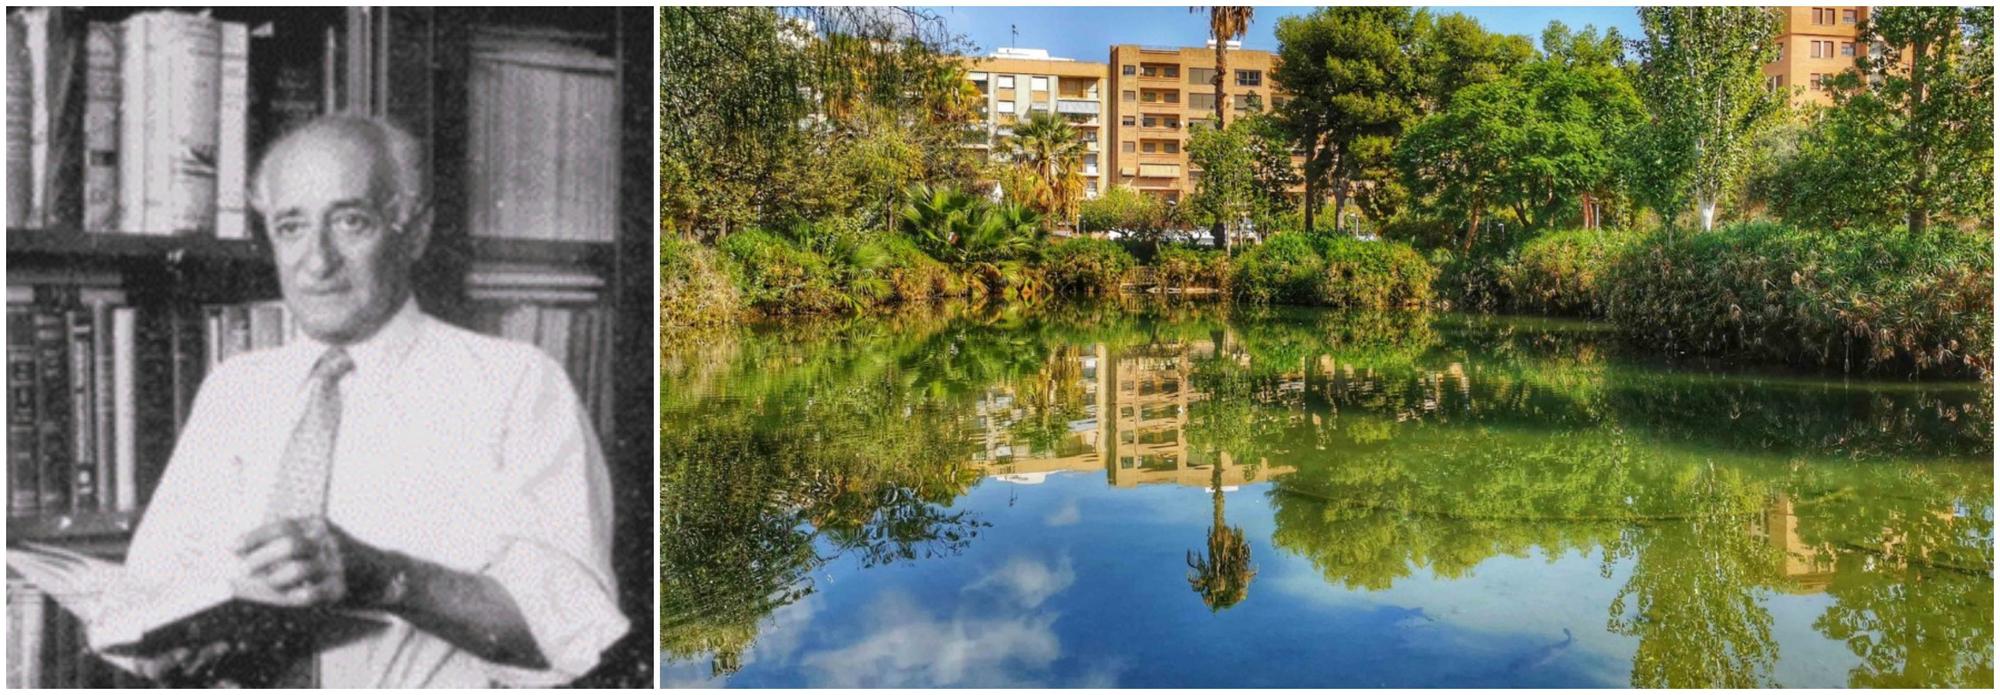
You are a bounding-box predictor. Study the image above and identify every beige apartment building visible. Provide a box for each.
[1764,6,1878,107]
[1105,42,1285,205]
[967,48,1109,198]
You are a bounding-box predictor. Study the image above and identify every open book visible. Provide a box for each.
[6,542,385,661]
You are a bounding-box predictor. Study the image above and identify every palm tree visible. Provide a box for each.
[1193,6,1254,249]
[1002,111,1089,229]
[1187,456,1255,611]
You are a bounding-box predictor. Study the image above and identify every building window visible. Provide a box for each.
[1163,66,1179,78]
[997,75,1015,89]
[1123,65,1136,75]
[1162,141,1180,154]
[1142,115,1158,128]
[1164,116,1180,129]
[1123,90,1136,101]
[1164,91,1180,104]
[1842,9,1857,24]
[1122,141,1136,153]
[1030,76,1048,91]
[1235,69,1262,86]
[1841,42,1855,57]
[1776,43,1784,61]
[995,101,1014,114]
[1188,67,1217,86]
[1121,115,1136,126]
[1189,92,1216,111]
[1141,65,1160,77]
[1141,141,1157,154]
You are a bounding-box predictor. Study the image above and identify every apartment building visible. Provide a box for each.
[1764,6,1877,107]
[1105,41,1285,205]
[967,48,1109,198]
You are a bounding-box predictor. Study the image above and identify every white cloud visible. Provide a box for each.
[966,554,1077,608]
[1045,498,1083,526]
[798,591,1065,687]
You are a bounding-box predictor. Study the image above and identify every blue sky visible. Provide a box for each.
[920,6,1644,62]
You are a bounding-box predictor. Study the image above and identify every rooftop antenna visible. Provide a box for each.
[1010,23,1017,50]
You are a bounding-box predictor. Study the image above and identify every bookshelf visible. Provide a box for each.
[6,6,653,688]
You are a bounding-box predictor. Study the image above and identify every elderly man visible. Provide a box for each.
[120,114,627,687]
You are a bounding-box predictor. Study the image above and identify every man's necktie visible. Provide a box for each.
[266,347,355,520]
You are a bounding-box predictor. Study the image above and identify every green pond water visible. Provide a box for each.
[661,302,1993,688]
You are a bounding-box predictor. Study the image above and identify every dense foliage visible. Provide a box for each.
[1496,229,1635,316]
[1603,222,1993,378]
[1041,237,1138,296]
[1232,232,1436,309]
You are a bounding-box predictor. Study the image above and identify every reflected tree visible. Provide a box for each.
[1188,460,1257,611]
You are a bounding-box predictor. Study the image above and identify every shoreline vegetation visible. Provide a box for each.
[661,6,1993,381]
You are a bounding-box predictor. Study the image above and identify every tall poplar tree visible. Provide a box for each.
[1631,7,1781,231]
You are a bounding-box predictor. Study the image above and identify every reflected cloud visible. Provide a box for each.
[799,590,1064,687]
[967,554,1078,608]
[1045,499,1082,526]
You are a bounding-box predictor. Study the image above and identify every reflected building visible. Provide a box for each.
[1749,494,1838,593]
[974,338,1292,490]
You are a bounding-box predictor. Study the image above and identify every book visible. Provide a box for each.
[5,543,387,662]
[156,12,222,236]
[82,21,119,233]
[90,300,117,510]
[7,577,48,688]
[466,35,618,242]
[31,307,71,513]
[115,11,150,233]
[7,14,31,228]
[8,303,39,516]
[215,22,248,240]
[110,307,136,512]
[66,307,97,511]
[17,7,87,230]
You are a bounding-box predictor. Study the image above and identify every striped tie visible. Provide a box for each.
[266,347,354,520]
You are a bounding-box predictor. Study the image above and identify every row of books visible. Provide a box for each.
[5,283,293,519]
[6,8,336,237]
[461,266,615,441]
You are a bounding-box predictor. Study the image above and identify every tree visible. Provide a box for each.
[1194,6,1255,248]
[1001,111,1090,228]
[1078,184,1172,248]
[1187,459,1255,612]
[1631,7,1783,231]
[1400,29,1644,242]
[1273,8,1425,235]
[1811,6,1994,234]
[1186,115,1295,248]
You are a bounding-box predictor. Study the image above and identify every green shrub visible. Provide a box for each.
[716,228,850,315]
[1604,222,1993,378]
[1231,233,1325,304]
[874,234,960,302]
[1312,234,1437,310]
[660,235,742,330]
[1233,232,1437,308]
[1041,237,1136,296]
[1155,246,1230,291]
[1497,229,1634,316]
[1429,247,1505,313]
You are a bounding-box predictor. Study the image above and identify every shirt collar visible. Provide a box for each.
[295,298,425,389]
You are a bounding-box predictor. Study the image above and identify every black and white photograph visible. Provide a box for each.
[5,6,655,688]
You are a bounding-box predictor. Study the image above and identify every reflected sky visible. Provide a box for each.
[661,304,1994,688]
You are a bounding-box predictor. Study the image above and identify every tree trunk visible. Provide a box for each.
[1332,179,1350,234]
[1697,194,1717,232]
[1302,142,1318,234]
[1464,194,1482,251]
[1212,38,1230,250]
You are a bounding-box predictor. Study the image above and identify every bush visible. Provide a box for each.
[660,235,742,330]
[1604,222,1993,378]
[715,228,851,315]
[1155,246,1230,291]
[1041,237,1136,296]
[874,234,961,302]
[1429,248,1505,313]
[1497,229,1634,316]
[1231,232,1325,304]
[1232,232,1436,309]
[1313,234,1437,310]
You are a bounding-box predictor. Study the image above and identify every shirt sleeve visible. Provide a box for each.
[476,350,628,687]
[124,362,249,581]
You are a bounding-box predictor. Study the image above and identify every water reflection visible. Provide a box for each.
[661,303,1993,687]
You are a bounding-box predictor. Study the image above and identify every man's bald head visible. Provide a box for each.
[250,114,428,235]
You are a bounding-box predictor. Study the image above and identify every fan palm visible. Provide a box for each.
[1193,6,1254,250]
[1002,111,1089,227]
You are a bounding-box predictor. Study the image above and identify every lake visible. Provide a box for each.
[660,302,1993,688]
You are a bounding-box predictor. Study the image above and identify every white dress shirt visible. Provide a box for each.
[123,299,628,687]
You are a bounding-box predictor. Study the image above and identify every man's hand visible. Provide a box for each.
[232,518,399,608]
[132,640,238,686]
